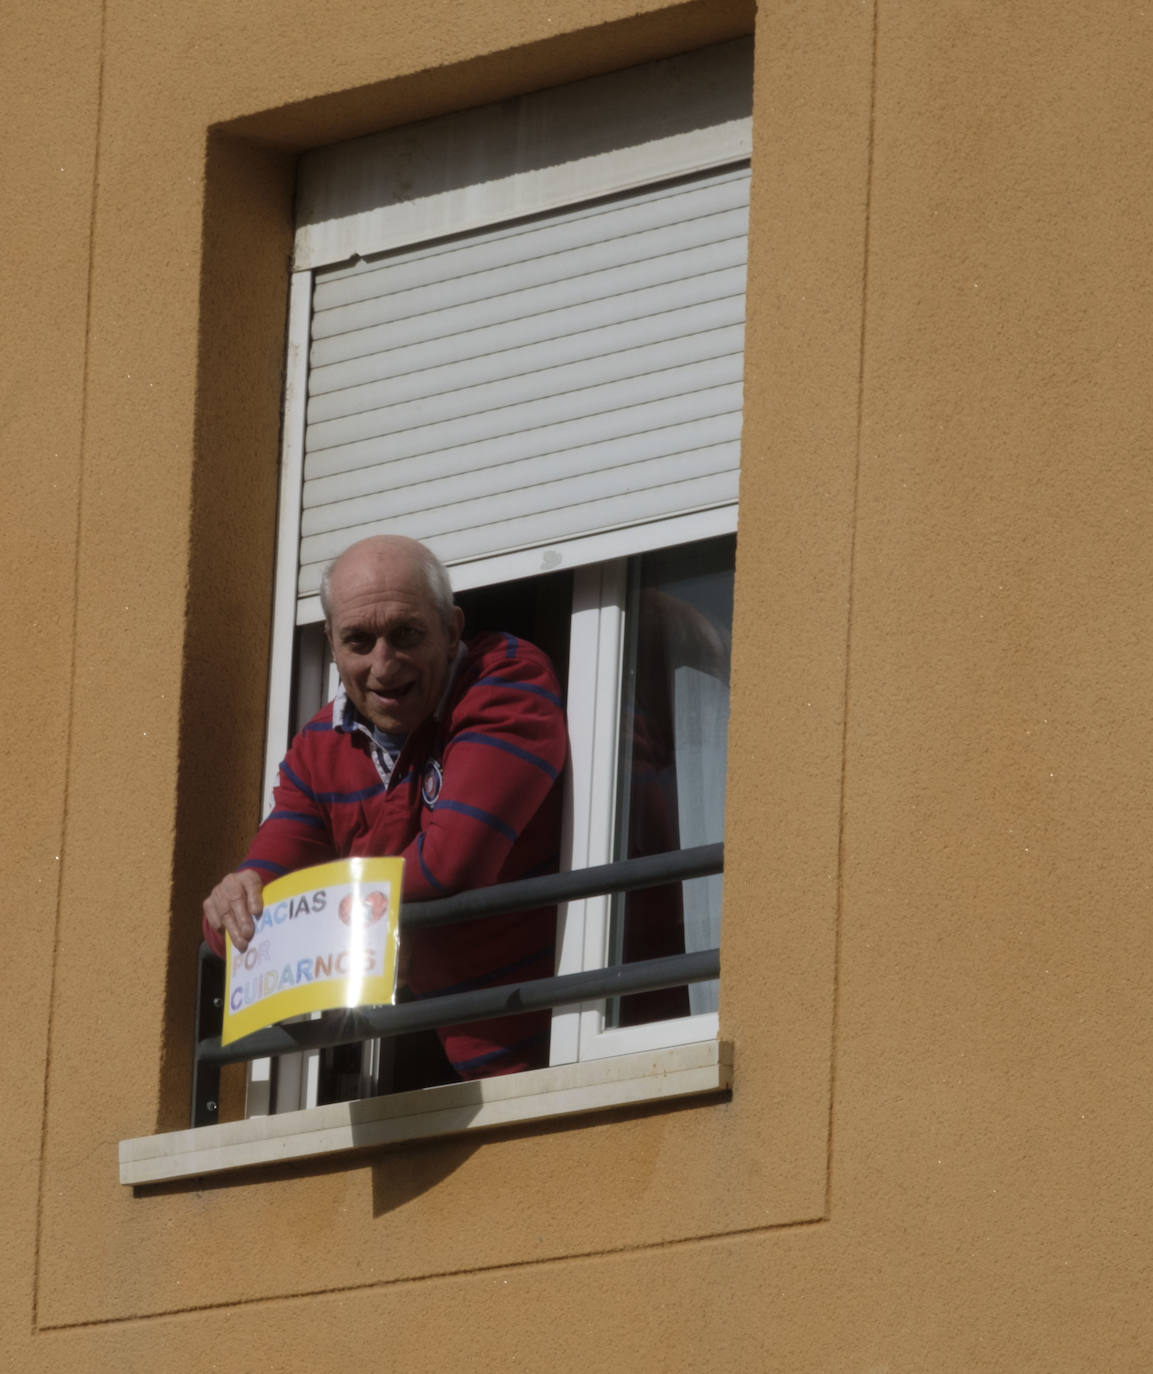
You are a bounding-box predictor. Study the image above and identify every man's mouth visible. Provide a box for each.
[371,682,414,703]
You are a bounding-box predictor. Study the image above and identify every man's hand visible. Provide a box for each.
[202,870,264,954]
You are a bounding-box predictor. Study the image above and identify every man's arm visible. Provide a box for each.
[402,637,567,900]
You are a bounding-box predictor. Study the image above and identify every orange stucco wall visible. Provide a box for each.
[4,0,1153,1368]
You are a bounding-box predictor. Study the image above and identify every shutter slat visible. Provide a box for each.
[299,466,741,596]
[302,412,745,534]
[310,237,747,369]
[303,380,744,489]
[310,204,749,343]
[302,406,742,516]
[315,163,751,287]
[312,169,751,315]
[306,296,745,426]
[301,442,739,563]
[306,329,745,454]
[306,352,743,469]
[308,265,748,397]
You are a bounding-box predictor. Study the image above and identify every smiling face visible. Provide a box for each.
[324,538,463,736]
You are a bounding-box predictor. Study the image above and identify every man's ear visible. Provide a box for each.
[449,604,465,649]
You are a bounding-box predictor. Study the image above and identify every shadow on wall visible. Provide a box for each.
[368,1092,713,1218]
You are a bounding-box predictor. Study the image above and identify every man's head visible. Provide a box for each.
[322,536,464,735]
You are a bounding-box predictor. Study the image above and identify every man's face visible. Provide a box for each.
[325,546,463,736]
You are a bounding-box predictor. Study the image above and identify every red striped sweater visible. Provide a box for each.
[206,632,567,1078]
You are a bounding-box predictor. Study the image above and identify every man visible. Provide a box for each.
[202,535,567,1079]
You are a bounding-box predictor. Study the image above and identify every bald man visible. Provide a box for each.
[202,536,567,1081]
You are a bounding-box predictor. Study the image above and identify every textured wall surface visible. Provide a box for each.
[3,0,1152,1368]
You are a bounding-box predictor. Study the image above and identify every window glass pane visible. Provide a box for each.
[610,535,734,1026]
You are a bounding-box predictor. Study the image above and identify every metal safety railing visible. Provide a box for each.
[191,842,723,1126]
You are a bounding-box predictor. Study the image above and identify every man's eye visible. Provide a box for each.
[345,636,373,653]
[392,626,423,648]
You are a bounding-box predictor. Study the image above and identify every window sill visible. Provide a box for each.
[121,1040,732,1186]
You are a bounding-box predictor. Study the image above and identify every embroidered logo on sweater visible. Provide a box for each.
[420,760,444,808]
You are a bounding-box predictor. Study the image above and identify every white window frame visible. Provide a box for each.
[549,539,732,1067]
[248,41,750,1116]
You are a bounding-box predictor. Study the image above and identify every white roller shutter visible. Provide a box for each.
[296,161,750,609]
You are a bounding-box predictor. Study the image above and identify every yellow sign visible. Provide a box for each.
[222,857,403,1046]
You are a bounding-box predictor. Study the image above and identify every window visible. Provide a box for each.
[255,40,751,1115]
[553,535,732,1067]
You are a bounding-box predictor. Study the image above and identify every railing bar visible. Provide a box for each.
[402,842,723,929]
[198,947,720,1065]
[191,944,224,1125]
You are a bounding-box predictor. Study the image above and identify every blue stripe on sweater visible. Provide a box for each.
[317,783,387,803]
[280,759,385,805]
[238,858,288,876]
[450,1028,550,1076]
[452,731,559,779]
[473,676,563,707]
[435,798,517,842]
[279,761,317,801]
[417,832,447,892]
[268,809,326,828]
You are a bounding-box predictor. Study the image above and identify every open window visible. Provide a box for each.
[250,39,752,1115]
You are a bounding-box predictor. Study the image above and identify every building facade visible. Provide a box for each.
[4,0,1153,1368]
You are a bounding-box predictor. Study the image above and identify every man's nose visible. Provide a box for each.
[368,637,395,677]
